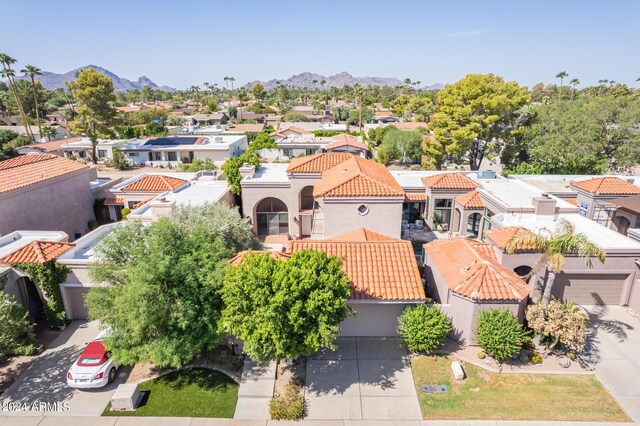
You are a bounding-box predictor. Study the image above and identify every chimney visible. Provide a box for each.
[532,194,557,216]
[239,163,256,179]
[149,198,176,220]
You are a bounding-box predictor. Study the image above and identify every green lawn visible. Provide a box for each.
[103,368,238,418]
[412,355,629,422]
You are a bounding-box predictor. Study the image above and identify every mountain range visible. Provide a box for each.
[13,65,176,92]
[243,72,444,90]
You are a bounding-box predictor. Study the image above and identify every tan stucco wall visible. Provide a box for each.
[319,198,403,239]
[0,169,96,240]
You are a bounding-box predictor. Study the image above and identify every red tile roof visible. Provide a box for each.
[455,190,484,209]
[290,229,426,301]
[0,154,89,194]
[313,156,405,198]
[564,199,579,206]
[104,198,124,206]
[424,238,530,301]
[405,192,427,202]
[0,241,74,264]
[271,126,312,139]
[286,152,353,173]
[121,175,187,192]
[483,227,536,252]
[570,177,640,195]
[325,134,369,151]
[132,197,156,209]
[327,228,397,242]
[228,250,291,265]
[422,173,480,190]
[20,137,83,153]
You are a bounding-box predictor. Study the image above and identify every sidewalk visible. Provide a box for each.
[233,360,276,420]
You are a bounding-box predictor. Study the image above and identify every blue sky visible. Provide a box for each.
[1,0,638,90]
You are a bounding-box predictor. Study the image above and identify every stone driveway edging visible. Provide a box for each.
[449,350,594,376]
[128,365,241,385]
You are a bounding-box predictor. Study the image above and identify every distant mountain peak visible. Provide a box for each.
[12,65,176,92]
[243,71,442,90]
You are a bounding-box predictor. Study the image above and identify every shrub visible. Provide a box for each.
[475,308,530,362]
[398,305,451,353]
[528,352,543,364]
[88,219,98,230]
[121,208,131,220]
[105,148,129,170]
[526,299,589,353]
[270,383,304,420]
[0,293,36,357]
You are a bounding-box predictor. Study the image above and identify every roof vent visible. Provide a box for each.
[477,170,496,179]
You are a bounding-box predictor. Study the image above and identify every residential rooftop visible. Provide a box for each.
[0,230,69,260]
[0,154,89,194]
[478,178,577,210]
[57,223,122,263]
[245,163,290,183]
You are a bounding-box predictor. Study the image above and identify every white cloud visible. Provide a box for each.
[445,29,490,38]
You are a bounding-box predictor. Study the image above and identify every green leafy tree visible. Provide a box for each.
[87,204,258,368]
[476,308,529,362]
[331,106,350,121]
[0,292,36,357]
[282,111,309,122]
[0,129,19,160]
[251,83,267,100]
[506,219,606,307]
[427,74,529,170]
[405,96,434,122]
[221,250,353,363]
[67,68,117,163]
[379,128,423,163]
[123,108,169,126]
[178,157,217,172]
[105,147,129,170]
[398,305,451,353]
[347,106,373,125]
[221,150,260,195]
[248,131,277,151]
[144,121,168,136]
[40,125,57,141]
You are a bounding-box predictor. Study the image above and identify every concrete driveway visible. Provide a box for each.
[1,321,126,417]
[584,305,640,421]
[305,337,421,420]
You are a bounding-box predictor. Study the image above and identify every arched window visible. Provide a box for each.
[256,198,289,236]
[300,186,316,211]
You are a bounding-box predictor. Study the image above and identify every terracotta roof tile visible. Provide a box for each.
[422,173,480,190]
[132,197,156,209]
[286,152,353,173]
[0,241,74,264]
[423,238,530,301]
[405,193,427,202]
[21,137,83,153]
[564,199,579,206]
[271,126,313,139]
[290,229,426,301]
[313,156,405,198]
[455,190,484,209]
[121,175,187,192]
[570,177,640,195]
[483,227,536,252]
[327,228,397,242]
[325,134,369,151]
[228,250,291,265]
[104,198,124,206]
[0,154,88,194]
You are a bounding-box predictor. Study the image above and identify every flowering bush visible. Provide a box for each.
[398,304,451,353]
[526,299,588,352]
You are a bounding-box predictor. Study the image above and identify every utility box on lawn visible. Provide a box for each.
[111,383,141,411]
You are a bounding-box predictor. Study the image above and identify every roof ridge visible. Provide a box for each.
[32,241,47,263]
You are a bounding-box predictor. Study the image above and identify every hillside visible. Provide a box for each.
[244,72,443,90]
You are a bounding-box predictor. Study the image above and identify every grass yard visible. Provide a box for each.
[412,355,629,422]
[103,368,238,418]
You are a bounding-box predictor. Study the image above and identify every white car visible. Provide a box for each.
[66,339,117,389]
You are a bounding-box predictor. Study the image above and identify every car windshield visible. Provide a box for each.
[79,357,102,365]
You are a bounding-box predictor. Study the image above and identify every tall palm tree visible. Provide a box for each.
[569,78,579,100]
[555,71,568,100]
[21,65,44,139]
[229,77,235,90]
[506,219,606,307]
[223,76,229,90]
[0,53,34,141]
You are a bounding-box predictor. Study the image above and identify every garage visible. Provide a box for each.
[551,273,628,305]
[340,303,409,336]
[63,286,91,320]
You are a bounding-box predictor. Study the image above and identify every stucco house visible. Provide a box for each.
[324,134,369,157]
[0,154,96,240]
[241,153,405,240]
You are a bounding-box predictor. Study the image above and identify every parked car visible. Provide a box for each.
[66,339,117,389]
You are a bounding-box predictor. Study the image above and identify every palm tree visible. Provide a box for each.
[229,77,235,90]
[569,78,579,100]
[506,219,606,307]
[223,76,229,90]
[0,53,34,141]
[21,65,44,139]
[555,71,568,100]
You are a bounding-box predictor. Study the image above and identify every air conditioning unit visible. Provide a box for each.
[477,170,496,179]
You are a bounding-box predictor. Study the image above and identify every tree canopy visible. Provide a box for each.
[220,250,353,363]
[426,74,529,170]
[86,203,260,368]
[222,150,260,195]
[379,128,423,163]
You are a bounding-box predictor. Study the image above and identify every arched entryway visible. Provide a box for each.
[256,197,289,236]
[466,213,482,238]
[299,186,316,237]
[514,265,533,283]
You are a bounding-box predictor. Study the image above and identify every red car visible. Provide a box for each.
[66,340,117,389]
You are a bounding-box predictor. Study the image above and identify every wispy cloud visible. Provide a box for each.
[445,29,490,38]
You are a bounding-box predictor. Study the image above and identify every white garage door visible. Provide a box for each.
[64,287,91,320]
[551,273,627,305]
[340,303,409,336]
